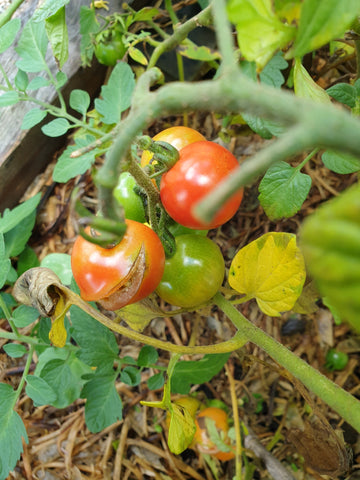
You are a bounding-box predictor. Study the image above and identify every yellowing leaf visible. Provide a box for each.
[294,58,331,103]
[227,0,296,70]
[229,232,306,316]
[49,294,69,347]
[168,402,196,455]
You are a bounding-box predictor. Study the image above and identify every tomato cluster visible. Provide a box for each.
[71,126,243,310]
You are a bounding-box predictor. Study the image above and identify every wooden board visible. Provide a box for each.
[0,0,122,211]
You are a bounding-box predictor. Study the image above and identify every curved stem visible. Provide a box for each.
[65,287,248,355]
[214,292,360,433]
[0,0,26,27]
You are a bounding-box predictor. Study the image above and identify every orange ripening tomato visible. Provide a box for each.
[140,126,206,168]
[193,407,235,461]
[160,141,243,229]
[71,220,165,310]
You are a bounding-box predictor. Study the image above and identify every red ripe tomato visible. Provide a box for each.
[71,220,165,310]
[160,141,243,229]
[140,126,206,168]
[193,407,234,461]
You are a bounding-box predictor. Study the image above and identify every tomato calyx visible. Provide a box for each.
[138,135,179,177]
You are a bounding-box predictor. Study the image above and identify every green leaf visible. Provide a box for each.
[227,0,295,70]
[137,345,159,367]
[45,6,69,69]
[0,18,21,53]
[229,232,306,316]
[0,91,19,107]
[27,76,50,90]
[52,135,100,182]
[70,89,90,116]
[12,304,39,328]
[0,234,11,289]
[120,366,141,386]
[242,113,273,139]
[79,6,99,67]
[25,375,57,406]
[55,71,67,88]
[41,118,70,137]
[322,150,360,174]
[94,62,135,124]
[14,70,29,91]
[259,52,288,88]
[178,43,220,62]
[70,305,118,372]
[4,208,36,257]
[147,372,164,390]
[0,193,40,234]
[15,20,48,72]
[33,0,70,21]
[0,383,28,480]
[294,58,331,103]
[171,353,230,394]
[258,162,312,220]
[36,347,92,408]
[292,0,360,58]
[81,373,122,433]
[17,246,40,276]
[40,253,72,285]
[3,343,27,358]
[21,108,47,130]
[326,83,357,108]
[300,183,360,332]
[133,7,159,22]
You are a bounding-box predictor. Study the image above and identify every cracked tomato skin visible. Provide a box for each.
[194,407,235,461]
[160,141,243,229]
[71,220,165,310]
[141,126,206,168]
[156,234,225,308]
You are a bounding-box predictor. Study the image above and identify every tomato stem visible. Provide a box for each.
[213,291,360,433]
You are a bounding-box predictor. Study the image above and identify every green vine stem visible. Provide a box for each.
[213,292,360,433]
[0,0,26,27]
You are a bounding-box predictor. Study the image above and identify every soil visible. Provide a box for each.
[1,22,360,480]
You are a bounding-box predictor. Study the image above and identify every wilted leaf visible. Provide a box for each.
[229,232,306,316]
[117,297,168,332]
[292,280,319,314]
[13,267,71,347]
[45,6,69,69]
[300,183,360,332]
[287,416,351,477]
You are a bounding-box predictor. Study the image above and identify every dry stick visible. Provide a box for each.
[225,362,242,479]
[113,415,131,480]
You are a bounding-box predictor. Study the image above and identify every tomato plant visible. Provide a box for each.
[140,126,206,168]
[160,141,243,229]
[113,172,146,223]
[193,407,234,461]
[156,234,225,308]
[71,220,165,310]
[94,28,127,66]
[325,349,349,371]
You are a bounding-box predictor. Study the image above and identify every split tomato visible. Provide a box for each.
[71,220,165,310]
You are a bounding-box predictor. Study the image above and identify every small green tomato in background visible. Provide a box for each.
[114,172,146,223]
[325,349,349,371]
[94,28,127,66]
[156,234,225,308]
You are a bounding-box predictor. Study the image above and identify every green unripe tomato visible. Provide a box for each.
[325,349,349,371]
[114,172,146,223]
[94,29,127,66]
[156,234,225,308]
